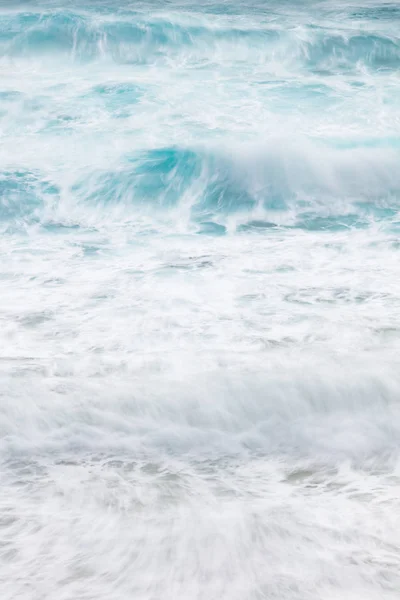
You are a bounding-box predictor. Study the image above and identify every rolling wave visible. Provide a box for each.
[2,141,400,231]
[0,10,399,71]
[2,359,400,462]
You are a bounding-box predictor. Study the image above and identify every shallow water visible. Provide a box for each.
[1,1,400,598]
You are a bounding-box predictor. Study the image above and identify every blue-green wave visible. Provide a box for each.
[0,11,399,71]
[2,144,400,232]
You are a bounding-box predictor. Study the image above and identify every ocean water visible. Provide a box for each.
[1,0,400,598]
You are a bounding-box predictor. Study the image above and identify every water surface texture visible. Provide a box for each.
[1,1,400,598]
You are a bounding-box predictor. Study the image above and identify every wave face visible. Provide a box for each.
[2,1,400,598]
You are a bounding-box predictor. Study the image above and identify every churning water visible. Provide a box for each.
[1,1,400,598]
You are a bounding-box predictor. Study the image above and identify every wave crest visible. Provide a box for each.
[3,141,400,232]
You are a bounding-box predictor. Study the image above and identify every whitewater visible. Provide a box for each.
[1,0,400,598]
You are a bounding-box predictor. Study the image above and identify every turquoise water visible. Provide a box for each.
[1,1,400,598]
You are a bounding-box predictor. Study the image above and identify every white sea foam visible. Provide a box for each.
[1,1,400,598]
